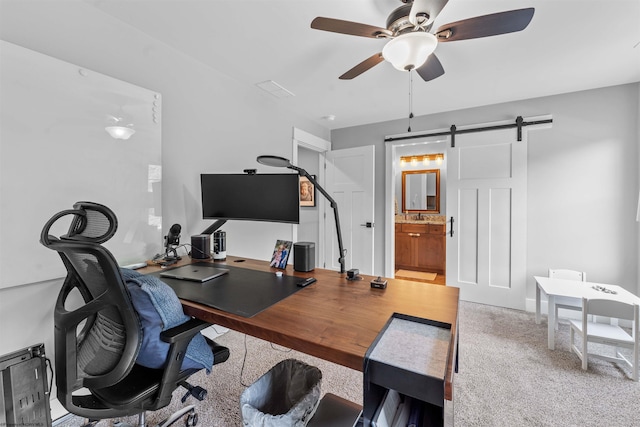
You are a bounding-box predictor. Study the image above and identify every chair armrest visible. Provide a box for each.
[159,318,210,344]
[154,318,212,408]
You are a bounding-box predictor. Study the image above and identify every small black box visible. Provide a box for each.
[293,242,315,272]
[371,277,388,289]
[190,234,210,259]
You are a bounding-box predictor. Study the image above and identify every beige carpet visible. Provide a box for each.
[55,302,640,427]
[54,328,362,427]
[395,269,437,281]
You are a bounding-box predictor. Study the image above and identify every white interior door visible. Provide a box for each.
[325,146,375,274]
[446,127,527,310]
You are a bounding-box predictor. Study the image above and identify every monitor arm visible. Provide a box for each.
[200,219,227,236]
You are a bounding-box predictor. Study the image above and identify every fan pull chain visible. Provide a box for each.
[408,70,414,132]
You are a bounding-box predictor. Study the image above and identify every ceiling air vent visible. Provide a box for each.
[255,80,295,99]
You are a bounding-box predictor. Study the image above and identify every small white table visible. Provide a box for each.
[534,276,640,350]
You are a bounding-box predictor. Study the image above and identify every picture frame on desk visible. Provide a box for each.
[300,176,315,207]
[269,240,292,269]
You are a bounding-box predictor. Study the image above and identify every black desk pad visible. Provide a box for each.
[151,262,305,318]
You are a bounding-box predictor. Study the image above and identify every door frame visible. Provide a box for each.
[292,127,331,267]
[384,135,449,278]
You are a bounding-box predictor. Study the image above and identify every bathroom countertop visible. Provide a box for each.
[395,215,446,225]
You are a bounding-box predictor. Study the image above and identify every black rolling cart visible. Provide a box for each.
[362,313,455,427]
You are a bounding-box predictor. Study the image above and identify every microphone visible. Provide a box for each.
[164,223,182,261]
[166,223,181,247]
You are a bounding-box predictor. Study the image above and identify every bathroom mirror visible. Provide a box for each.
[402,169,440,213]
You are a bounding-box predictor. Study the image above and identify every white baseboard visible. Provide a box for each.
[525,298,580,320]
[50,398,69,423]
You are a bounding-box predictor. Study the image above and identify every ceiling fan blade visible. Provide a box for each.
[409,0,450,27]
[416,54,445,82]
[435,8,535,42]
[339,53,385,80]
[311,17,392,38]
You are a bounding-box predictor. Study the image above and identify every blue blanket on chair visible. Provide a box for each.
[121,268,214,373]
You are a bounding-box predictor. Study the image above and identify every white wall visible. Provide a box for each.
[637,83,640,296]
[332,84,640,301]
[0,0,328,376]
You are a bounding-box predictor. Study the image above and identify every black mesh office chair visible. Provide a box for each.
[40,201,229,427]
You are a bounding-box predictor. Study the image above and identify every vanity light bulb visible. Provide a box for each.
[400,158,406,168]
[423,156,430,166]
[436,155,443,165]
[411,157,418,166]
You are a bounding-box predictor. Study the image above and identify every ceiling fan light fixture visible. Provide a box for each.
[382,32,437,71]
[105,126,135,140]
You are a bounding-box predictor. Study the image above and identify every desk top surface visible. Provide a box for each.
[534,276,640,303]
[142,256,459,399]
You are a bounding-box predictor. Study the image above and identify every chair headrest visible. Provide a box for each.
[40,201,118,247]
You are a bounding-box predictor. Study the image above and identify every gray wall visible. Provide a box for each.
[332,84,640,301]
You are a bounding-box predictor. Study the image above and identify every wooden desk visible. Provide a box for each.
[142,256,459,400]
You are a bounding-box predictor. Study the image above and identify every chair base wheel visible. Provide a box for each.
[185,412,198,426]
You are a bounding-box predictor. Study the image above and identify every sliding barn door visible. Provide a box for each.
[446,128,527,310]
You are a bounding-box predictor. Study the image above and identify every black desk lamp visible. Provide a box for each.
[257,155,346,274]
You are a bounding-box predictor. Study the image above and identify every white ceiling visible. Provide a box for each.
[86,0,640,130]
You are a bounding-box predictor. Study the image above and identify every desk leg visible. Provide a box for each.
[535,284,541,324]
[547,295,555,350]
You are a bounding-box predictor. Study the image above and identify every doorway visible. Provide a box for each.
[385,138,449,284]
[292,129,376,274]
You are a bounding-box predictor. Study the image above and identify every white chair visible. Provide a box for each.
[569,298,639,381]
[549,268,587,330]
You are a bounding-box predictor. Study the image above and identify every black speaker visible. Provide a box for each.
[190,234,210,259]
[293,242,315,272]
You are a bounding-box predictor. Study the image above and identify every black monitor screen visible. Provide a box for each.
[201,173,300,224]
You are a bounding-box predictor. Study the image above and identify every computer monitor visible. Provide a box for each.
[200,173,300,228]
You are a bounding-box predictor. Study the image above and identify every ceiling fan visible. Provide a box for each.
[311,0,534,81]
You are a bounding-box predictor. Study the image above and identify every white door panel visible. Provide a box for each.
[458,187,479,285]
[447,128,526,310]
[325,146,375,274]
[351,189,370,272]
